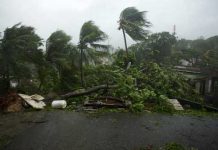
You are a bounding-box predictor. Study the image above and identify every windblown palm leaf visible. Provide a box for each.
[82,48,110,65]
[119,7,151,41]
[46,30,72,62]
[79,21,108,47]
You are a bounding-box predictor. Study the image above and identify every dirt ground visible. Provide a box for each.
[1,111,218,150]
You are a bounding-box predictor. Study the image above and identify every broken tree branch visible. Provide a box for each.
[61,84,118,99]
[84,102,126,108]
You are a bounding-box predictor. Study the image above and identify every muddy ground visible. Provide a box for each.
[1,111,218,150]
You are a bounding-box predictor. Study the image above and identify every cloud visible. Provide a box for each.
[0,0,218,48]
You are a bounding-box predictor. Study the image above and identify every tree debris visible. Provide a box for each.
[61,84,118,99]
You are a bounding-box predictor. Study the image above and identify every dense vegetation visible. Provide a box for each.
[1,7,217,112]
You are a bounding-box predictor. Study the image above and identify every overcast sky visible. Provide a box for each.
[1,0,218,48]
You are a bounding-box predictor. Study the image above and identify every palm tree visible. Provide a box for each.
[79,21,108,87]
[45,30,73,79]
[0,23,42,91]
[43,30,81,91]
[118,7,151,57]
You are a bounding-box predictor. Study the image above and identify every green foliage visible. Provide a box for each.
[163,142,185,150]
[140,62,202,102]
[113,49,136,68]
[84,61,201,112]
[127,32,214,70]
[154,95,174,113]
[141,142,197,150]
[174,36,218,70]
[37,65,60,93]
[129,32,177,65]
[43,30,80,92]
[202,49,218,70]
[0,23,43,93]
[46,30,72,62]
[131,102,144,112]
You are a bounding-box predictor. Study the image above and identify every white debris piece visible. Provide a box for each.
[31,94,44,101]
[167,99,184,111]
[51,100,67,109]
[126,62,131,70]
[18,94,46,109]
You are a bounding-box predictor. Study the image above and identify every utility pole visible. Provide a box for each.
[173,24,176,36]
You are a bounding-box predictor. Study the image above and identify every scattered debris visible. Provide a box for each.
[167,99,184,111]
[183,104,191,109]
[178,98,218,112]
[144,110,152,113]
[18,94,46,109]
[7,97,23,112]
[6,98,24,112]
[51,100,67,109]
[84,96,131,109]
[83,108,98,112]
[31,94,44,101]
[0,92,24,112]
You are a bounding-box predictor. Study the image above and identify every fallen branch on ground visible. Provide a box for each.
[84,100,126,108]
[61,84,118,99]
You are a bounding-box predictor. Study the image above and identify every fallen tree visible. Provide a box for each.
[84,101,126,108]
[61,84,118,99]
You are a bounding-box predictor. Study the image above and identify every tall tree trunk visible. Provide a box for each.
[38,82,42,91]
[5,63,10,90]
[122,28,128,57]
[80,48,84,87]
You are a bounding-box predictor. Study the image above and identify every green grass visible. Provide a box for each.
[139,142,198,150]
[163,142,186,150]
[175,109,218,117]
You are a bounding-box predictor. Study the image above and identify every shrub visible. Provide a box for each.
[164,142,185,150]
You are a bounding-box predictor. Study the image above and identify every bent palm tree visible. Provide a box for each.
[118,7,151,57]
[79,21,108,87]
[45,30,73,79]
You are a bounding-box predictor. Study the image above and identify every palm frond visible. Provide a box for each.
[80,21,108,44]
[121,20,149,41]
[119,7,151,41]
[120,7,147,25]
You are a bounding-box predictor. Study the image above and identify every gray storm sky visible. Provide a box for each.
[1,0,218,48]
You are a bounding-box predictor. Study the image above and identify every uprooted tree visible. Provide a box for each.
[60,62,202,112]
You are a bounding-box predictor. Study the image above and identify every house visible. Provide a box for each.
[174,66,218,106]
